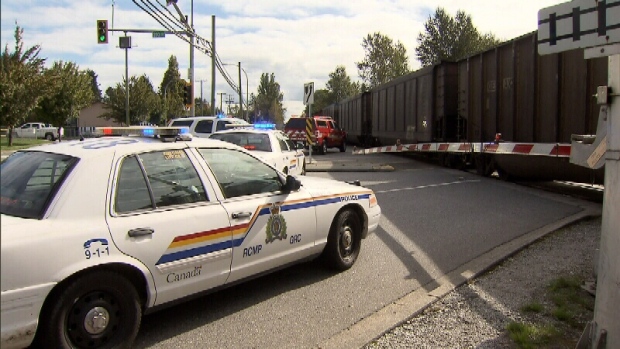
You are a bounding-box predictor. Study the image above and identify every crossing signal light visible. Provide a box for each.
[183,83,193,106]
[97,20,108,44]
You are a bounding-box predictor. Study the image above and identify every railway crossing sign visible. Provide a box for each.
[304,82,314,105]
[537,0,620,55]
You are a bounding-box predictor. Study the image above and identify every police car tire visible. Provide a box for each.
[33,270,141,349]
[322,209,362,270]
[321,142,328,155]
[301,163,306,175]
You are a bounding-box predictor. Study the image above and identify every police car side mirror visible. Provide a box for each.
[282,175,301,193]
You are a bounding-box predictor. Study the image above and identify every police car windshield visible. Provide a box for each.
[0,152,78,219]
[211,132,272,152]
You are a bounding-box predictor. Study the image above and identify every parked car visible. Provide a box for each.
[168,115,249,138]
[0,126,381,349]
[13,122,62,141]
[284,116,347,154]
[210,123,306,176]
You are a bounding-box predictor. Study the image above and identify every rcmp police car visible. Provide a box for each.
[0,127,381,349]
[210,123,306,176]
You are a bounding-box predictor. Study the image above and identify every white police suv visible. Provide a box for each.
[210,123,306,176]
[0,127,381,349]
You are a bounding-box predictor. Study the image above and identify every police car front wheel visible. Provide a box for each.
[33,270,142,349]
[321,209,362,271]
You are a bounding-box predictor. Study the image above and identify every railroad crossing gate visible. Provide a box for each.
[537,0,620,55]
[539,2,620,348]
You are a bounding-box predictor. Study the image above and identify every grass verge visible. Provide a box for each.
[507,274,595,348]
[1,137,50,151]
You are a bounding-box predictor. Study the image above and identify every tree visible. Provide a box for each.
[194,97,211,117]
[416,8,502,67]
[0,24,47,146]
[35,61,94,140]
[356,33,409,88]
[102,74,160,125]
[254,73,285,125]
[310,89,331,116]
[326,65,360,103]
[86,69,102,102]
[159,55,185,123]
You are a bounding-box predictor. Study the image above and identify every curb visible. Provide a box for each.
[317,199,602,349]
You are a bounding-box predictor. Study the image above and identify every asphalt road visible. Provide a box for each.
[133,151,596,349]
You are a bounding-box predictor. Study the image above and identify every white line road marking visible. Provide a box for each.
[375,179,480,194]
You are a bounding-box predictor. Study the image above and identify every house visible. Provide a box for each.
[65,102,122,137]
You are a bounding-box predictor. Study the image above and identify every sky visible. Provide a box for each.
[1,0,567,120]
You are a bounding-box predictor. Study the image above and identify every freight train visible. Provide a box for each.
[320,31,608,184]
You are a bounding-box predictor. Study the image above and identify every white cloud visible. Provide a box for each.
[1,0,567,119]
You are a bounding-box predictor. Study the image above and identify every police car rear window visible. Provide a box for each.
[170,120,194,128]
[0,152,78,219]
[210,133,272,151]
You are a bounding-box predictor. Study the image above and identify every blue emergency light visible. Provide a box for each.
[253,123,276,130]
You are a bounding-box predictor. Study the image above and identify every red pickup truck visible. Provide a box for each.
[284,116,346,155]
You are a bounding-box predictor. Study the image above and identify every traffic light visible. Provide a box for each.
[97,20,108,44]
[183,83,193,106]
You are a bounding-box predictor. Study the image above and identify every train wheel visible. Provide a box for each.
[475,155,493,177]
[496,166,512,181]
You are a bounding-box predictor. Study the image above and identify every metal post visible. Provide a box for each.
[218,92,226,114]
[244,68,248,121]
[211,15,216,116]
[591,53,620,348]
[189,0,195,116]
[238,62,243,120]
[124,32,129,126]
[309,103,313,162]
[200,80,204,115]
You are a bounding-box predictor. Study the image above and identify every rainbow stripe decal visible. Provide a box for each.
[155,192,372,265]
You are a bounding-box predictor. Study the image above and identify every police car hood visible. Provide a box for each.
[297,176,370,196]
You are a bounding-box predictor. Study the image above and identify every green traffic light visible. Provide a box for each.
[99,35,105,42]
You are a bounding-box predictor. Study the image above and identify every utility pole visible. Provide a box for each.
[189,0,195,116]
[217,92,226,114]
[200,80,204,115]
[226,94,234,115]
[238,62,243,121]
[211,15,216,116]
[120,32,131,126]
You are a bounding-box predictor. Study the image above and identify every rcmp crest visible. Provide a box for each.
[265,203,287,243]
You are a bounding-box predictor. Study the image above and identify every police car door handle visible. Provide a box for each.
[231,211,252,219]
[128,228,155,237]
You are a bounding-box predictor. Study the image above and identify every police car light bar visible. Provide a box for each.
[224,123,276,130]
[94,126,190,139]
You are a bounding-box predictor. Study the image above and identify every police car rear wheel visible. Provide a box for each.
[320,142,328,155]
[34,271,142,349]
[322,209,362,270]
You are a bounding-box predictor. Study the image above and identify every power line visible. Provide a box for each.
[131,0,240,93]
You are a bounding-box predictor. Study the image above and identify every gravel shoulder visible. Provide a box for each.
[364,217,601,348]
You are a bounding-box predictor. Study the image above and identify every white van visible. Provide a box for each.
[168,116,249,138]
